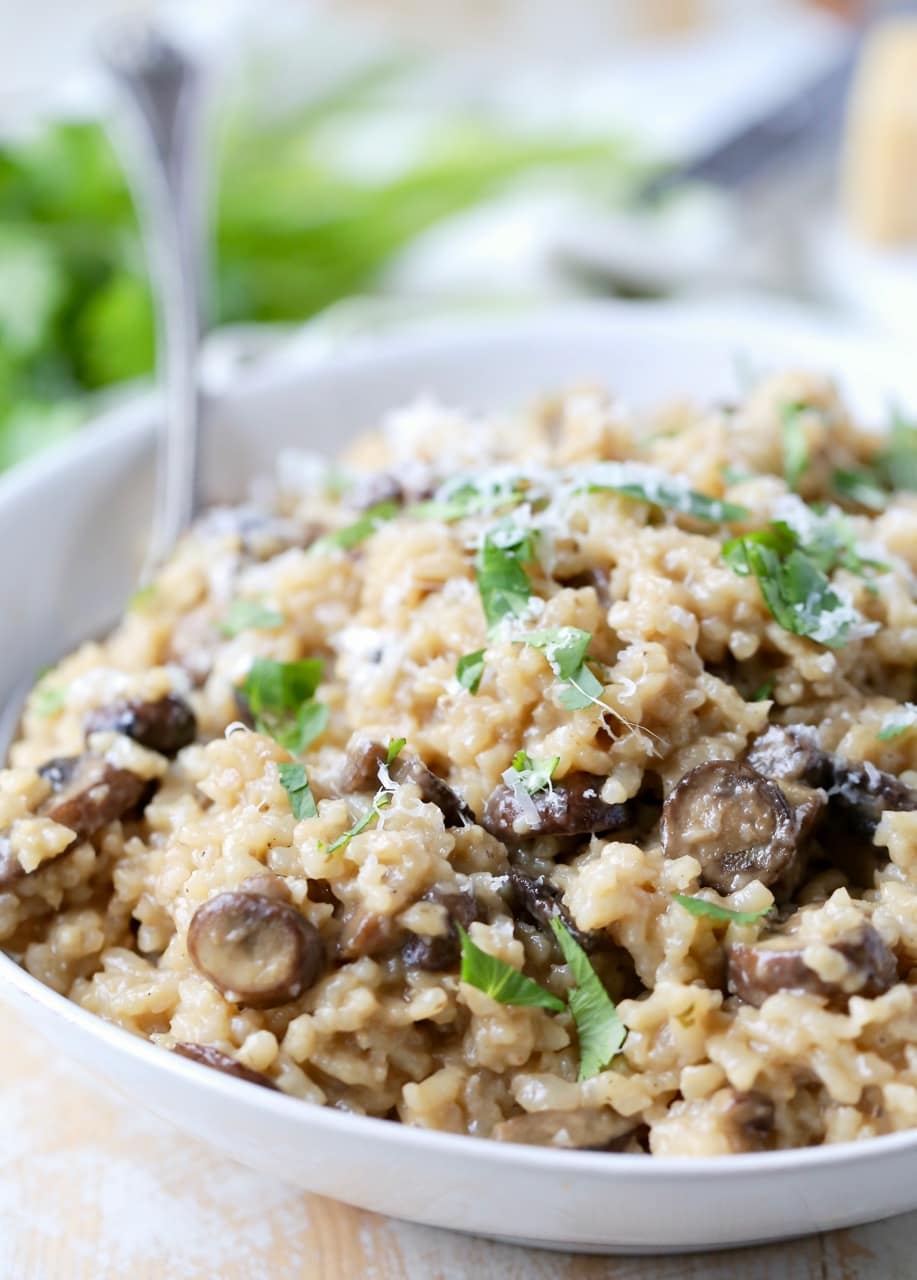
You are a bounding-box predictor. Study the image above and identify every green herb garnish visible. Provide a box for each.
[511,750,560,795]
[881,410,917,492]
[877,704,917,742]
[751,677,775,702]
[32,685,67,717]
[673,893,772,925]
[550,919,627,1081]
[519,627,604,710]
[311,500,399,553]
[579,463,748,523]
[723,524,866,649]
[475,520,536,633]
[386,737,406,765]
[780,402,810,492]
[239,657,328,753]
[325,792,392,856]
[456,649,486,694]
[218,599,286,637]
[411,478,527,523]
[458,925,565,1012]
[277,761,318,821]
[831,468,888,512]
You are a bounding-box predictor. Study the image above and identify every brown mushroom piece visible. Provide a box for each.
[85,694,197,757]
[172,1042,278,1090]
[722,1090,776,1153]
[337,909,402,962]
[401,888,480,971]
[483,773,630,843]
[746,724,917,837]
[338,738,472,828]
[507,868,600,952]
[196,505,318,561]
[493,1108,640,1151]
[188,891,323,1008]
[727,921,897,1008]
[38,754,152,839]
[662,761,800,896]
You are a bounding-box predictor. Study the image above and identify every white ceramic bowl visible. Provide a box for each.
[3,302,917,1255]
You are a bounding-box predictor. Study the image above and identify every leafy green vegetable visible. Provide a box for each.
[831,467,888,512]
[881,411,917,492]
[218,599,286,637]
[32,685,67,718]
[310,501,399,553]
[511,750,559,795]
[780,402,810,492]
[751,677,775,702]
[458,926,565,1011]
[550,919,627,1080]
[877,704,917,742]
[411,477,527,523]
[673,893,772,925]
[0,76,637,473]
[519,627,604,710]
[386,737,406,765]
[239,657,327,752]
[325,792,392,856]
[579,464,748,523]
[723,524,866,649]
[456,649,486,693]
[277,761,318,821]
[475,520,536,633]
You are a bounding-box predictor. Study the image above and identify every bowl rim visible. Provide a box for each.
[4,297,917,1182]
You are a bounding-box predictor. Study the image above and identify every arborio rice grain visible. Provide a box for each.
[3,371,917,1155]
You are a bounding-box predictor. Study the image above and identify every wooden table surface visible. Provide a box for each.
[2,996,915,1279]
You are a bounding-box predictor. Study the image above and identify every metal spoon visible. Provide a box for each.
[101,25,207,579]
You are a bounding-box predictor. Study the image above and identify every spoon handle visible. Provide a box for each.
[101,27,206,578]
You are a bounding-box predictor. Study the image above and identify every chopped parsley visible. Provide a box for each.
[458,926,565,1012]
[325,785,394,856]
[878,704,917,742]
[673,893,772,925]
[218,599,286,637]
[310,500,399,553]
[277,762,317,821]
[723,523,868,649]
[511,750,559,795]
[475,519,536,633]
[456,649,486,694]
[578,462,748,523]
[882,410,917,492]
[386,737,406,765]
[751,677,775,703]
[551,919,627,1080]
[780,402,811,492]
[519,627,604,711]
[32,685,67,717]
[831,467,888,512]
[239,657,328,753]
[411,476,527,523]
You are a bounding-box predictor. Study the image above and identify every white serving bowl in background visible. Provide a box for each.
[2,302,917,1254]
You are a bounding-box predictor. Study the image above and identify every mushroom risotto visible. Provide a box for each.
[3,371,917,1157]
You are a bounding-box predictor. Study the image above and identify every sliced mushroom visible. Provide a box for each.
[85,694,197,757]
[746,724,916,837]
[722,1090,776,1153]
[508,868,599,952]
[197,505,318,560]
[401,888,480,971]
[172,1042,278,1090]
[337,909,402,961]
[338,738,472,828]
[38,754,151,839]
[727,921,897,1008]
[483,773,630,842]
[188,891,323,1008]
[237,872,292,903]
[492,1108,639,1151]
[662,761,800,896]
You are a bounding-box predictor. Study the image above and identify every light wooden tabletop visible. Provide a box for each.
[1,996,915,1280]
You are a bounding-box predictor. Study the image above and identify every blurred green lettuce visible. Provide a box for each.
[0,64,636,470]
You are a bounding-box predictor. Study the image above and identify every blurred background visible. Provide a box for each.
[0,0,915,472]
